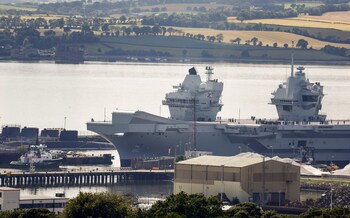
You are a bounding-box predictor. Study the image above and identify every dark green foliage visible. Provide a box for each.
[0,208,57,218]
[144,191,223,218]
[321,45,348,57]
[14,27,40,47]
[225,202,263,218]
[261,210,279,218]
[300,207,350,218]
[237,8,297,21]
[296,39,309,49]
[307,4,350,16]
[61,192,133,218]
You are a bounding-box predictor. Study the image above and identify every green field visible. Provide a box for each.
[83,35,348,62]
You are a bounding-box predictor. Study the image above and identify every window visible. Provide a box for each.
[302,95,318,102]
[283,105,292,111]
[0,192,2,198]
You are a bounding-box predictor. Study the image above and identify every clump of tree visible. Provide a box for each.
[236,8,297,22]
[0,208,57,218]
[144,191,223,218]
[306,4,350,16]
[300,207,350,218]
[62,192,134,218]
[321,45,348,56]
[296,39,309,49]
[141,12,228,28]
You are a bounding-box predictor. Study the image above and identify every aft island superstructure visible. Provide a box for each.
[87,66,350,166]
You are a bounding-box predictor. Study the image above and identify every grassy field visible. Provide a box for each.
[21,14,66,20]
[178,28,350,50]
[306,11,350,23]
[228,16,350,31]
[0,4,36,11]
[83,35,347,62]
[302,177,350,185]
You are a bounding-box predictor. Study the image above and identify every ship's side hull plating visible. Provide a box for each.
[87,111,350,165]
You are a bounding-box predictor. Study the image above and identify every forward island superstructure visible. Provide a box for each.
[87,65,350,166]
[270,66,326,122]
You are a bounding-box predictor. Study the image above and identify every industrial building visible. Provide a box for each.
[0,187,20,211]
[0,187,69,212]
[174,153,300,205]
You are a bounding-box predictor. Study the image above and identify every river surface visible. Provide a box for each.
[1,61,350,133]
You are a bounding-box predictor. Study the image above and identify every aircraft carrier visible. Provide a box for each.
[87,64,350,166]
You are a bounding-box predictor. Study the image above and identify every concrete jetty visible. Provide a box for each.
[0,168,174,187]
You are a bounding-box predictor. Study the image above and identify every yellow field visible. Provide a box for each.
[309,11,350,23]
[227,16,350,31]
[179,28,350,49]
[21,14,66,21]
[0,4,36,11]
[37,27,65,37]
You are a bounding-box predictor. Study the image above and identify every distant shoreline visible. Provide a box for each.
[1,56,350,66]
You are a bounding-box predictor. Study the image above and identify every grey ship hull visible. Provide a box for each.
[87,110,350,166]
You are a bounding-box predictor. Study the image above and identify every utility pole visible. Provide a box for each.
[193,96,197,152]
[262,156,266,206]
[221,165,224,201]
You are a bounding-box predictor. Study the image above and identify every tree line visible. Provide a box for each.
[0,25,98,50]
[1,191,350,218]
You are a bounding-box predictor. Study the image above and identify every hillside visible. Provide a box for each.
[228,16,350,32]
[179,28,350,50]
[83,35,348,63]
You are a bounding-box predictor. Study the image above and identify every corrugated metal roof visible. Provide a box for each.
[177,152,298,168]
[0,187,20,191]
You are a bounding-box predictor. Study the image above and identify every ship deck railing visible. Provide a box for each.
[216,118,350,126]
[88,117,350,126]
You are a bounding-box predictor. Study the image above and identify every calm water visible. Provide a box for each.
[20,181,174,199]
[1,61,350,132]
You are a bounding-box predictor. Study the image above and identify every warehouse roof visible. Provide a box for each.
[177,152,299,168]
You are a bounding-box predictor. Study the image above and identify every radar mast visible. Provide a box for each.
[205,66,214,81]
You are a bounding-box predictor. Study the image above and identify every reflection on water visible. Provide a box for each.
[20,180,174,199]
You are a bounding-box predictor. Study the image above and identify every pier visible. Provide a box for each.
[0,169,174,187]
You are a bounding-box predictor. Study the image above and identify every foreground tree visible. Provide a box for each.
[226,202,263,217]
[251,37,259,46]
[62,192,133,218]
[0,208,57,218]
[296,39,309,49]
[144,192,223,218]
[300,207,350,218]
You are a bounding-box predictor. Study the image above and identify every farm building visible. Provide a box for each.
[174,153,300,205]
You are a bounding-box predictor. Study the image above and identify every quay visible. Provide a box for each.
[0,168,174,187]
